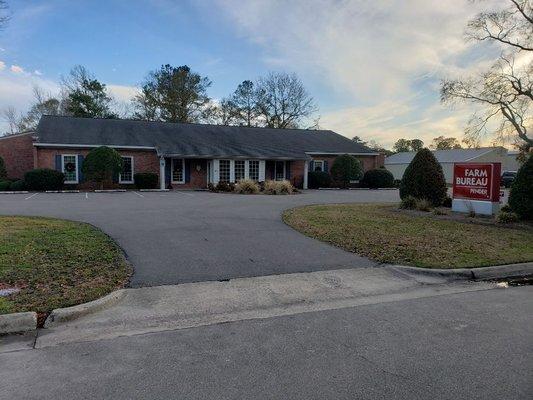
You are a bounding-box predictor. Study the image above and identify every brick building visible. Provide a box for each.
[0,116,384,189]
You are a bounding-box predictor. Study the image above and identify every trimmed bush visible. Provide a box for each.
[308,171,332,189]
[82,146,123,190]
[9,180,25,191]
[415,198,432,212]
[0,156,6,181]
[442,196,452,208]
[399,195,417,210]
[330,154,363,188]
[496,210,520,224]
[24,169,65,191]
[234,179,260,194]
[508,154,533,220]
[134,172,159,189]
[361,168,394,188]
[500,204,512,213]
[264,180,294,195]
[215,181,233,192]
[399,148,447,206]
[0,181,10,191]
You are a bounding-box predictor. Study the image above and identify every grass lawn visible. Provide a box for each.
[283,204,533,269]
[0,216,131,315]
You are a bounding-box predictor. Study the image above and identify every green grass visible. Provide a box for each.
[283,204,533,269]
[0,216,131,315]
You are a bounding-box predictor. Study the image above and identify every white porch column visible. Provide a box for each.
[229,160,235,183]
[303,160,309,190]
[213,159,220,184]
[159,157,166,190]
[259,160,266,181]
[244,160,250,180]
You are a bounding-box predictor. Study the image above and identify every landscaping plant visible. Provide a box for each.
[24,168,65,191]
[134,172,159,189]
[308,171,332,189]
[82,146,123,190]
[234,179,260,194]
[264,180,294,194]
[508,154,533,220]
[360,168,394,189]
[0,156,6,180]
[496,210,520,224]
[399,195,417,210]
[9,180,25,191]
[0,180,10,191]
[399,148,447,206]
[330,154,363,188]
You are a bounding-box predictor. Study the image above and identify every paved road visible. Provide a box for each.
[1,286,531,400]
[0,190,398,286]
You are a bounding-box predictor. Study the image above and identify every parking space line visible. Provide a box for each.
[133,191,144,198]
[24,193,38,200]
[85,192,89,199]
[174,191,194,197]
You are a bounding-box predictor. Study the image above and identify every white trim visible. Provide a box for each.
[61,154,79,184]
[229,159,235,183]
[171,158,185,184]
[159,157,166,190]
[119,156,134,184]
[34,143,157,151]
[305,152,380,156]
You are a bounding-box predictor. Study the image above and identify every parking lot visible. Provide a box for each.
[2,189,400,286]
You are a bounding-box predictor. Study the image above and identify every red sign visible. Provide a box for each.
[453,163,501,202]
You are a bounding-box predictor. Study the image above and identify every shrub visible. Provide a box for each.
[508,153,533,220]
[24,169,65,191]
[82,146,123,190]
[330,154,363,188]
[264,180,294,195]
[441,196,452,208]
[415,198,432,212]
[433,208,448,216]
[208,182,217,192]
[496,210,520,224]
[215,181,233,192]
[360,168,394,188]
[234,179,260,194]
[0,156,6,180]
[399,195,417,210]
[9,180,25,191]
[308,171,332,189]
[0,181,10,191]
[500,204,512,213]
[393,179,402,188]
[399,148,447,206]
[134,172,159,189]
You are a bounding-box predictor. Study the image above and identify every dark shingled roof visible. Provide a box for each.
[36,115,377,160]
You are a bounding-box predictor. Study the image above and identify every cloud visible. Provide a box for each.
[107,84,139,102]
[0,61,5,71]
[10,65,24,74]
[34,70,43,76]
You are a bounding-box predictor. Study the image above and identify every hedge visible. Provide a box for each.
[134,172,159,189]
[308,171,332,189]
[24,169,65,191]
[361,168,394,188]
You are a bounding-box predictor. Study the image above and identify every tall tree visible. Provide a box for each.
[392,139,412,153]
[441,0,533,153]
[228,80,259,127]
[133,64,212,123]
[410,139,424,151]
[351,136,368,145]
[18,87,62,131]
[62,65,116,119]
[431,136,462,150]
[254,72,316,129]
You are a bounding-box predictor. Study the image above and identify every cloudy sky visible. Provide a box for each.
[0,0,505,148]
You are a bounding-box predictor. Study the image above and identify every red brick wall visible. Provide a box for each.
[35,147,160,190]
[0,133,35,179]
[310,154,383,173]
[170,159,207,189]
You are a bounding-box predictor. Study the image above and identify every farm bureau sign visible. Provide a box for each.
[452,163,501,215]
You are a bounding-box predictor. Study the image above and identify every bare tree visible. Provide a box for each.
[0,0,10,30]
[2,106,23,135]
[255,72,316,129]
[441,0,532,153]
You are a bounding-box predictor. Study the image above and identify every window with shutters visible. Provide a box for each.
[62,154,78,184]
[171,158,185,183]
[119,156,134,183]
[313,160,324,172]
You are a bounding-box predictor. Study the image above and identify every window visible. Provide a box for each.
[172,158,184,183]
[249,160,259,181]
[119,156,134,183]
[62,154,78,183]
[219,160,231,182]
[313,160,324,172]
[235,160,245,181]
[275,161,285,181]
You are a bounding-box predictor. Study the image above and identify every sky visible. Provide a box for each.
[0,0,506,148]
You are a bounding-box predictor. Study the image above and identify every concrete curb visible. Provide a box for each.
[44,289,126,328]
[387,262,533,282]
[94,189,127,193]
[139,189,170,192]
[0,312,37,334]
[45,190,80,193]
[0,191,30,194]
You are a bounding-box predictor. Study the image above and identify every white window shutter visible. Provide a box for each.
[259,160,266,181]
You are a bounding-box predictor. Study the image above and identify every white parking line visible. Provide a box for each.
[133,191,144,198]
[174,191,194,197]
[24,193,38,200]
[85,192,89,199]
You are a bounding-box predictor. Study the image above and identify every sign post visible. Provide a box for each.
[452,163,501,215]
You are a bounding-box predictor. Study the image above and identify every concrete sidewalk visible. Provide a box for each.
[36,266,495,348]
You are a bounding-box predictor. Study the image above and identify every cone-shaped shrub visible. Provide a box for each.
[399,148,447,206]
[330,154,363,188]
[508,153,533,220]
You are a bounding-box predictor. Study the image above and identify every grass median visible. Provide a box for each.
[283,204,533,269]
[0,216,131,316]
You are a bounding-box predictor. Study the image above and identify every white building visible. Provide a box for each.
[385,147,508,184]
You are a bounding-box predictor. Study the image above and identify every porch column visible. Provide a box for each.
[159,157,166,190]
[303,160,309,190]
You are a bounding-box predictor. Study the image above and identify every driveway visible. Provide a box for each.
[0,190,399,286]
